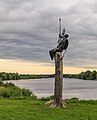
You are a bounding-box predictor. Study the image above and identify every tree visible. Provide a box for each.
[1,72,8,80]
[85,70,91,80]
[96,74,97,80]
[15,73,20,80]
[90,70,96,80]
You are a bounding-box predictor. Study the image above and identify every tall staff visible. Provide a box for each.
[58,18,61,44]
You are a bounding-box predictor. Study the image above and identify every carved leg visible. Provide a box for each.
[49,50,54,60]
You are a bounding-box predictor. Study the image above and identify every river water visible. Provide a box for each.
[8,78,97,100]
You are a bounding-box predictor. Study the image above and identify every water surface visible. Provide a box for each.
[8,78,97,100]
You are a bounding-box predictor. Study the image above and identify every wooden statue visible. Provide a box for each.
[48,18,69,108]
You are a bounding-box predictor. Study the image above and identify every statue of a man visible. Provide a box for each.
[49,34,69,60]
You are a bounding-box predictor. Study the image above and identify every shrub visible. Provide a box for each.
[0,87,10,98]
[0,81,34,98]
[41,95,55,101]
[21,88,32,96]
[65,97,79,103]
[4,82,15,87]
[0,80,4,86]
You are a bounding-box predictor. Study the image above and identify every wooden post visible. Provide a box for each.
[46,52,65,108]
[54,52,63,107]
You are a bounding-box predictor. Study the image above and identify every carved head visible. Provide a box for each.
[64,34,69,38]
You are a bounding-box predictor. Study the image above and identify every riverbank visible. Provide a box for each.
[0,97,97,120]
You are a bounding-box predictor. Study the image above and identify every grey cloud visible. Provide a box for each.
[0,0,97,69]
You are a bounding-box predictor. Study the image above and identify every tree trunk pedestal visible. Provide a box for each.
[46,52,67,108]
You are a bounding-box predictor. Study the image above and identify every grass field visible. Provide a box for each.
[0,98,97,120]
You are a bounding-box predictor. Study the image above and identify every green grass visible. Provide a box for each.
[0,98,97,120]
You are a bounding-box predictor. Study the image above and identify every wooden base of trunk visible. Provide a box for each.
[46,100,67,108]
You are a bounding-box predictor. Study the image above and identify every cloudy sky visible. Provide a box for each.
[0,0,97,74]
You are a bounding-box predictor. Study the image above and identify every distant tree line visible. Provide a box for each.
[64,70,97,80]
[0,70,97,81]
[0,72,20,80]
[0,72,54,81]
[20,74,54,79]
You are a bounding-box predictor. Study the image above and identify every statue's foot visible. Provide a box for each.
[49,50,53,60]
